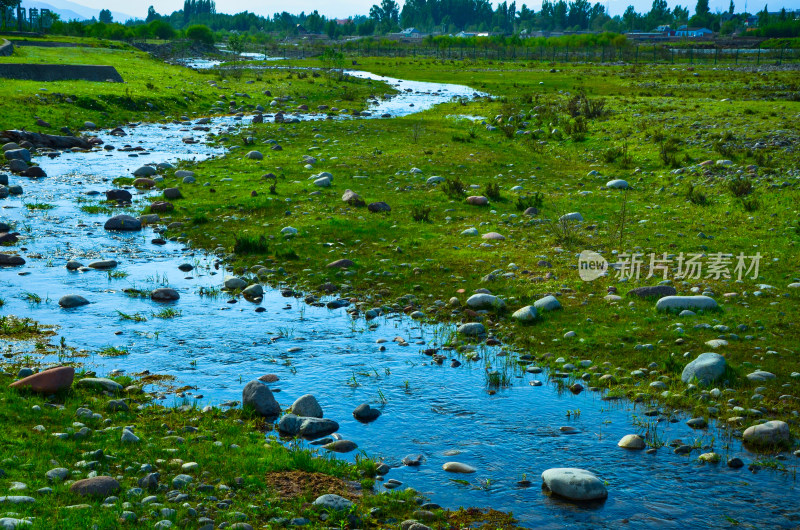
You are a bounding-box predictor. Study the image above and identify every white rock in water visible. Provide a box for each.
[656,296,719,312]
[442,462,476,473]
[618,434,645,450]
[224,276,247,290]
[541,468,608,501]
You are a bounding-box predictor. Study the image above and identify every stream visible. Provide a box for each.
[1,70,798,528]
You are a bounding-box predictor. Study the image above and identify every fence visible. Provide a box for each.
[254,41,798,66]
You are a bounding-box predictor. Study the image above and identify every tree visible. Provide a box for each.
[98,9,112,24]
[0,0,21,29]
[146,6,159,23]
[695,0,709,17]
[728,0,735,13]
[673,5,689,22]
[186,24,214,45]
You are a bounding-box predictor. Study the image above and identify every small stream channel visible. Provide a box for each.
[1,69,798,528]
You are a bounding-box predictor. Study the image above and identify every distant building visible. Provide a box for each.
[400,27,422,38]
[674,25,713,37]
[455,31,476,38]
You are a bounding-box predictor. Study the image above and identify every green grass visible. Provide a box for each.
[145,55,800,434]
[0,40,391,132]
[153,308,182,319]
[23,202,55,211]
[0,317,511,529]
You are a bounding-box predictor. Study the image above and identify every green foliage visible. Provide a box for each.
[186,24,214,45]
[442,178,467,199]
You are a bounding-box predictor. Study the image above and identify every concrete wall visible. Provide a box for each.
[0,63,123,83]
[0,39,13,57]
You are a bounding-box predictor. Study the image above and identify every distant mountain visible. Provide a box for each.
[20,0,137,23]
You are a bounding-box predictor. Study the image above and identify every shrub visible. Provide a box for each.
[484,183,502,201]
[411,204,431,222]
[185,25,214,45]
[515,192,544,211]
[442,178,467,199]
[234,235,269,254]
[686,184,709,206]
[740,197,760,212]
[727,177,753,198]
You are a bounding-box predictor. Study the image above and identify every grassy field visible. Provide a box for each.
[0,40,388,132]
[152,57,800,435]
[0,321,515,528]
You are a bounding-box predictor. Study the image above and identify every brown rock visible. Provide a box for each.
[150,201,174,213]
[133,178,156,189]
[466,195,489,206]
[258,374,280,383]
[69,476,120,497]
[367,201,391,213]
[10,366,74,393]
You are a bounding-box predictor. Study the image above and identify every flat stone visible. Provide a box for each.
[75,378,123,393]
[69,477,120,497]
[627,285,676,299]
[58,295,89,308]
[10,366,74,393]
[512,305,538,323]
[312,494,353,511]
[151,288,180,302]
[656,295,719,313]
[743,420,791,448]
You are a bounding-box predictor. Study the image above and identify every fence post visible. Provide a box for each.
[735,48,738,64]
[757,45,760,65]
[779,45,784,65]
[635,45,639,64]
[714,47,718,65]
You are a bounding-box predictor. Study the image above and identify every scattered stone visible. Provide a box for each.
[291,394,323,418]
[10,366,74,393]
[511,305,538,323]
[353,403,381,422]
[681,352,726,385]
[312,494,353,511]
[617,434,645,450]
[69,477,120,497]
[627,285,677,299]
[104,215,142,231]
[368,201,391,213]
[58,295,89,308]
[151,288,180,302]
[466,293,505,310]
[442,462,476,473]
[743,420,791,448]
[242,381,281,418]
[656,296,719,312]
[541,468,607,501]
[533,295,562,312]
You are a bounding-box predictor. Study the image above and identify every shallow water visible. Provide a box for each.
[1,73,798,528]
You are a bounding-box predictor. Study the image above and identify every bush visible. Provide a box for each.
[411,204,431,222]
[686,184,709,206]
[442,178,467,199]
[727,177,753,198]
[515,192,544,211]
[659,137,681,167]
[186,25,214,45]
[234,235,269,254]
[484,183,502,201]
[740,197,760,212]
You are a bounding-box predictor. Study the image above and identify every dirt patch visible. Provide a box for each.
[264,471,358,500]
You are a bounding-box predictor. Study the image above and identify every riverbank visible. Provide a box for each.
[1,42,799,527]
[0,40,388,132]
[153,58,800,432]
[0,319,516,529]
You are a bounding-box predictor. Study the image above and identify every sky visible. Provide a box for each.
[54,0,800,20]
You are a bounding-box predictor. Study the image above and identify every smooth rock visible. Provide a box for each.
[541,468,607,501]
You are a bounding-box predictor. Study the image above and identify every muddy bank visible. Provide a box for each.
[0,38,12,57]
[0,63,123,82]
